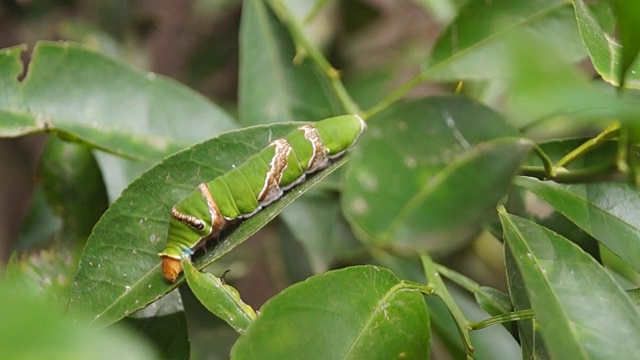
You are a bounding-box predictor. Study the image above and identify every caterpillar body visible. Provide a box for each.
[159,114,366,282]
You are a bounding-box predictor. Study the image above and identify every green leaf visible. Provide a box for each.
[424,0,583,81]
[238,0,338,126]
[231,265,431,359]
[0,279,158,360]
[499,211,640,359]
[0,42,236,161]
[371,252,466,359]
[424,296,467,359]
[504,243,551,359]
[0,45,24,109]
[609,0,640,88]
[0,45,35,136]
[182,259,255,333]
[502,31,635,128]
[7,139,108,303]
[12,185,61,251]
[38,137,108,244]
[628,288,640,311]
[126,289,190,360]
[68,123,349,326]
[343,97,530,251]
[514,176,640,273]
[573,0,640,89]
[4,245,78,304]
[516,137,619,258]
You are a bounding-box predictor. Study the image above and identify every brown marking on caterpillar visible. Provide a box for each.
[257,139,289,206]
[198,183,227,239]
[300,124,329,173]
[171,207,205,231]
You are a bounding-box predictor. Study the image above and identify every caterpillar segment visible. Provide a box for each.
[159,114,366,282]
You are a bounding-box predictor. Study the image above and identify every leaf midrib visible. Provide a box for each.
[425,2,568,79]
[501,213,591,359]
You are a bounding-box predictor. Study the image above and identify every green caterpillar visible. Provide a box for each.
[159,114,366,282]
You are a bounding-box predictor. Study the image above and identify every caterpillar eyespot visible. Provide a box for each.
[158,114,366,282]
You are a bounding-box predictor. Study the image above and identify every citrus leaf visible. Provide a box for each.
[238,0,338,126]
[514,176,640,273]
[0,42,236,161]
[5,245,78,304]
[504,241,551,359]
[500,211,640,359]
[12,185,61,251]
[343,97,529,251]
[1,279,158,360]
[501,31,635,128]
[609,0,640,88]
[182,259,255,334]
[231,265,430,359]
[39,136,108,244]
[573,0,640,89]
[424,0,582,81]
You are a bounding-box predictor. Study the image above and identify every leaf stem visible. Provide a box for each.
[400,280,436,295]
[420,253,474,359]
[435,264,480,294]
[520,122,621,182]
[363,72,428,119]
[553,121,620,170]
[268,0,360,115]
[518,162,618,183]
[532,144,554,177]
[469,309,535,330]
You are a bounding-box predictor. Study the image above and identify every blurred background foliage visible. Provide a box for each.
[2,0,640,359]
[0,1,457,357]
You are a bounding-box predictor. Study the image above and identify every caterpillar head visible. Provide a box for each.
[159,184,227,282]
[161,256,183,283]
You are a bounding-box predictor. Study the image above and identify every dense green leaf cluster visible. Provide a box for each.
[2,0,640,359]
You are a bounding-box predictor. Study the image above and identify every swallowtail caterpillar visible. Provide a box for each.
[159,114,366,282]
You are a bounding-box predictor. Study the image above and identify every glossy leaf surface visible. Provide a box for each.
[573,0,640,89]
[608,0,640,87]
[0,42,236,161]
[231,265,430,359]
[500,211,640,359]
[183,259,255,333]
[238,0,338,126]
[424,0,582,81]
[343,97,529,251]
[514,176,640,272]
[38,136,108,244]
